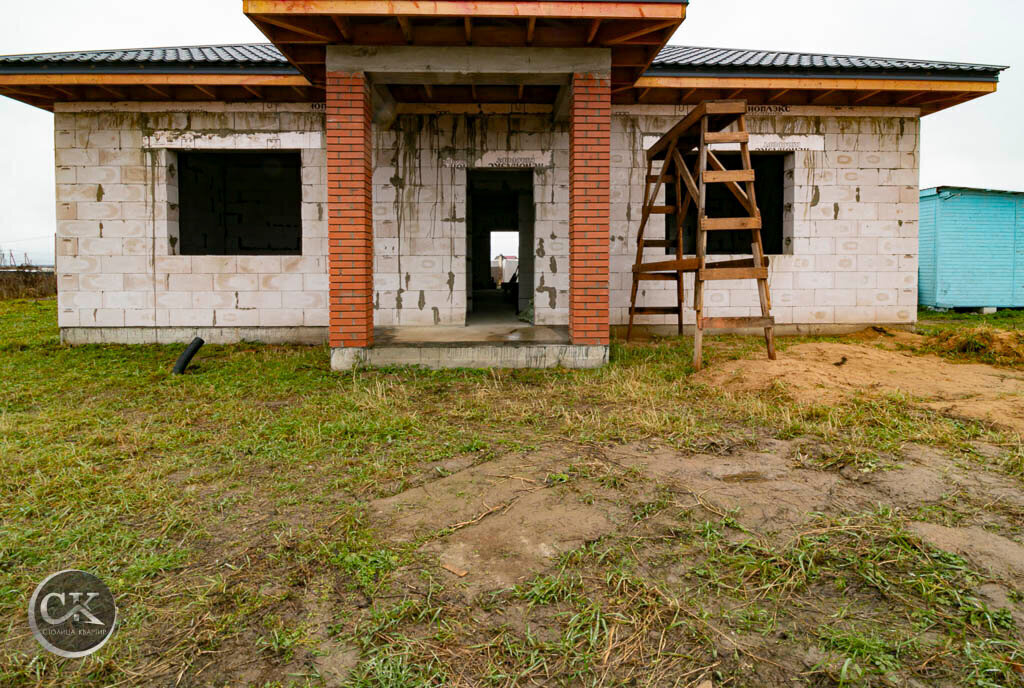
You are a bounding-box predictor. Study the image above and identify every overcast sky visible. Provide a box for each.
[0,0,1018,264]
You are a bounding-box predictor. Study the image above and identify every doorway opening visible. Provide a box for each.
[466,169,534,325]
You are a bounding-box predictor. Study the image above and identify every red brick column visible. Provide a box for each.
[568,72,611,346]
[326,72,373,348]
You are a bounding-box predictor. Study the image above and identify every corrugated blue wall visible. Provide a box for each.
[919,192,938,306]
[919,188,1023,308]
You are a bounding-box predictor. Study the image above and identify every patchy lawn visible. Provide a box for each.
[1,298,1023,687]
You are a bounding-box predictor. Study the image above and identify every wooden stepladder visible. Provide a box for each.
[626,100,777,370]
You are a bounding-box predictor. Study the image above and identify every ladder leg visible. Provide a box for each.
[693,115,709,371]
[627,160,655,342]
[626,275,640,341]
[674,160,684,335]
[693,281,704,370]
[755,273,776,360]
[738,113,776,361]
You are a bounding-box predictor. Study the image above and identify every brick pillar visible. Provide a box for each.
[326,72,373,348]
[568,72,611,346]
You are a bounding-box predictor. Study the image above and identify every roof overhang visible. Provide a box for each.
[0,72,316,111]
[243,0,686,95]
[620,74,999,115]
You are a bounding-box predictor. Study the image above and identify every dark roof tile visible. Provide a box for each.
[650,45,1007,78]
[0,43,288,65]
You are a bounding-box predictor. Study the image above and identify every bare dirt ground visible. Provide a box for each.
[699,333,1024,432]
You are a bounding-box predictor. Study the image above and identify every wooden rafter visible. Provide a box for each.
[526,17,537,44]
[243,85,263,98]
[679,87,697,103]
[894,90,927,105]
[145,84,170,98]
[810,89,837,104]
[765,89,789,103]
[423,83,433,100]
[852,89,882,104]
[587,19,601,44]
[1,86,52,100]
[97,85,125,99]
[464,17,472,43]
[331,16,352,40]
[194,85,217,99]
[397,16,414,43]
[601,19,679,45]
[253,14,334,41]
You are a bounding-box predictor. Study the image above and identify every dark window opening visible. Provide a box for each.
[666,153,785,255]
[178,151,302,255]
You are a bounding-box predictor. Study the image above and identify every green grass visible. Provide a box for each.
[919,306,1024,330]
[1,298,1022,687]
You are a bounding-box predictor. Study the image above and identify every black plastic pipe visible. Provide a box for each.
[172,337,205,374]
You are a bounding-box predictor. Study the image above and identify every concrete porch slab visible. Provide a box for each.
[331,324,607,369]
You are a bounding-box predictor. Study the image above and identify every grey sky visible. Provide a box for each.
[0,0,1017,264]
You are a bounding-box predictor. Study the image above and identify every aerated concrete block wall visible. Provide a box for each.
[54,101,921,344]
[612,105,920,330]
[54,102,327,344]
[371,113,570,326]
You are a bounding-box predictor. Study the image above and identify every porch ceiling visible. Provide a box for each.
[242,0,686,93]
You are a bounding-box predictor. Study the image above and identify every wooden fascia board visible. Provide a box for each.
[242,0,686,20]
[633,75,998,94]
[0,73,312,87]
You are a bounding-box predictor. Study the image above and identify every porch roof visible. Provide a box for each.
[241,0,688,92]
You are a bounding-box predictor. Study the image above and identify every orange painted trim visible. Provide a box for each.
[0,73,312,87]
[243,0,686,20]
[633,76,998,94]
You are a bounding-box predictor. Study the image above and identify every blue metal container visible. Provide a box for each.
[919,186,1024,308]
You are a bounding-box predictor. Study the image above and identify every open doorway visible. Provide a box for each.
[466,169,534,325]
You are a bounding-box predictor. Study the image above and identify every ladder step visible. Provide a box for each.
[646,205,675,214]
[700,216,762,231]
[635,258,698,272]
[646,174,676,184]
[704,169,755,184]
[631,306,681,315]
[635,272,681,281]
[641,239,675,248]
[704,131,749,144]
[706,257,769,270]
[700,316,775,330]
[698,267,769,281]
